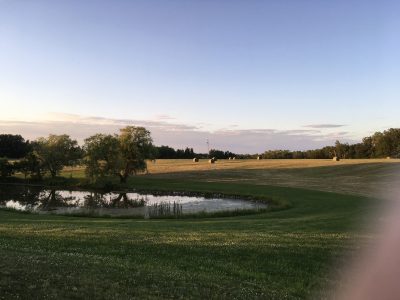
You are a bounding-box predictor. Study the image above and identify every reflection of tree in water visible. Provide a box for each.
[0,185,45,209]
[0,187,76,211]
[109,193,146,208]
[82,193,104,208]
[0,187,146,211]
[83,193,146,208]
[39,190,77,211]
[0,185,25,205]
[20,187,46,208]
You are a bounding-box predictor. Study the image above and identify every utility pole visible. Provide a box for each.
[206,139,210,156]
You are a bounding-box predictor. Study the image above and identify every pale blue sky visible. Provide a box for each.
[0,0,399,152]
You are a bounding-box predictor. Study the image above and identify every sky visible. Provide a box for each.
[0,0,399,153]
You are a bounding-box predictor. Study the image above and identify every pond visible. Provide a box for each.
[0,185,267,218]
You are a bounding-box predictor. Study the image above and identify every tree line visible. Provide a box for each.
[0,126,154,183]
[154,147,236,160]
[0,127,399,181]
[262,128,400,159]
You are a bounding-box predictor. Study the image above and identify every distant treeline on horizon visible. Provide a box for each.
[1,128,400,160]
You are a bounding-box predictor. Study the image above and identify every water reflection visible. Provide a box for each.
[0,185,267,218]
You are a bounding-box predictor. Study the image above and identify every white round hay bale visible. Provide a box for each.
[193,158,199,162]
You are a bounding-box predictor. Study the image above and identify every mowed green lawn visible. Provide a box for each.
[1,160,398,299]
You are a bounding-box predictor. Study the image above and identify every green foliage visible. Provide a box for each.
[33,134,82,178]
[370,128,400,158]
[83,134,121,180]
[263,128,400,159]
[0,134,31,159]
[155,146,203,159]
[13,152,45,179]
[208,149,236,159]
[84,126,154,183]
[0,157,13,177]
[263,149,294,159]
[117,126,153,182]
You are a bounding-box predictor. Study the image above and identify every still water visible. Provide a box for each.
[0,185,267,218]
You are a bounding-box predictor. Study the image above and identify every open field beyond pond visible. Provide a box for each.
[60,158,400,197]
[1,159,400,299]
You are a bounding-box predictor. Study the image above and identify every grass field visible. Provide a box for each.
[1,159,399,299]
[63,158,400,197]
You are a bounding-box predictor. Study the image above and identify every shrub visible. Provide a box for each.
[0,158,13,178]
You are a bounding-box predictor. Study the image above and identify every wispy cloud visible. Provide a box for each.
[41,112,199,131]
[153,114,176,121]
[304,124,346,129]
[0,113,357,153]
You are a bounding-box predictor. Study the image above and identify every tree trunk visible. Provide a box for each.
[118,173,128,183]
[119,163,131,183]
[111,193,124,207]
[35,170,42,181]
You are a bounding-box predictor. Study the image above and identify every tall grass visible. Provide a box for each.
[147,201,183,218]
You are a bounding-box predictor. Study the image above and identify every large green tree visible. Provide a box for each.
[84,126,154,183]
[34,135,82,178]
[83,134,121,180]
[371,129,400,158]
[118,126,153,182]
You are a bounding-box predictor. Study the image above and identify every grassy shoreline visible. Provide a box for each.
[0,159,386,298]
[0,176,287,219]
[0,182,373,299]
